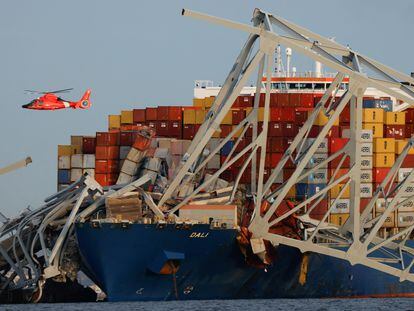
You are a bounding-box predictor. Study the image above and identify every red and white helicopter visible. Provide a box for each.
[22,88,91,110]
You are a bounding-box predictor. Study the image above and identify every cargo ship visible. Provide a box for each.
[51,9,414,301]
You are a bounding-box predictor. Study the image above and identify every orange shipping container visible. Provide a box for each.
[95,146,120,160]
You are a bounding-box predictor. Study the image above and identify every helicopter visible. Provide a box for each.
[22,88,91,110]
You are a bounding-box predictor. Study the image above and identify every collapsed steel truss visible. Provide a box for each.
[159,8,414,282]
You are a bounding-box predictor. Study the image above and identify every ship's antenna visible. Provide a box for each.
[286,47,292,77]
[275,44,282,77]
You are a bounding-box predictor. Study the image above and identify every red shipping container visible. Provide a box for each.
[294,109,309,125]
[145,107,158,121]
[221,169,233,182]
[133,109,146,123]
[169,107,182,121]
[373,168,390,183]
[96,132,120,146]
[120,132,133,146]
[183,124,196,140]
[95,146,119,160]
[360,198,371,212]
[270,93,278,107]
[147,121,156,131]
[329,138,349,153]
[82,137,96,154]
[329,168,348,180]
[310,199,328,215]
[95,160,119,174]
[384,125,405,139]
[277,93,290,107]
[282,123,298,137]
[283,168,294,181]
[235,138,247,153]
[270,108,283,122]
[269,137,285,153]
[402,155,414,168]
[406,124,414,138]
[280,107,295,122]
[329,155,350,168]
[220,125,233,138]
[308,125,321,138]
[406,108,414,124]
[289,94,301,107]
[268,122,283,137]
[271,153,283,167]
[246,122,263,137]
[232,109,246,125]
[300,94,314,108]
[327,126,340,138]
[157,106,169,121]
[95,173,118,187]
[169,121,182,138]
[156,121,169,137]
[340,106,350,124]
[133,133,152,151]
[259,93,277,107]
[234,95,253,108]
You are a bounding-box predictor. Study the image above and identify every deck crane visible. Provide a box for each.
[157,8,414,282]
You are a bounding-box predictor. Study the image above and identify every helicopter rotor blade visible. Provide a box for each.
[24,88,73,95]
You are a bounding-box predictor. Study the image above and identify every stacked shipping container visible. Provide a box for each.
[56,93,414,233]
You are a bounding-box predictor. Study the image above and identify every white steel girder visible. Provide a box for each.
[161,8,414,282]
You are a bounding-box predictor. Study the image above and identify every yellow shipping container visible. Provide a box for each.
[374,153,395,168]
[58,145,81,156]
[121,110,133,124]
[212,130,221,138]
[108,115,121,129]
[183,109,196,124]
[362,108,384,123]
[312,110,339,126]
[395,140,414,155]
[70,135,83,147]
[221,111,233,125]
[330,184,350,199]
[373,138,395,153]
[195,109,206,124]
[363,123,383,138]
[330,213,349,226]
[204,96,215,108]
[193,98,204,107]
[385,112,405,125]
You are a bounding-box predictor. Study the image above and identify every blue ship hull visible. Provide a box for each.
[75,223,414,301]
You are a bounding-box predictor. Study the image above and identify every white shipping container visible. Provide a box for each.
[157,138,172,149]
[397,168,414,183]
[179,205,238,227]
[341,129,373,143]
[70,168,83,182]
[360,170,373,183]
[330,199,350,214]
[207,138,221,154]
[306,153,328,169]
[305,138,328,153]
[397,198,414,212]
[376,198,390,213]
[207,154,221,170]
[71,154,83,168]
[120,146,131,160]
[121,159,140,175]
[396,212,414,227]
[127,148,145,163]
[360,143,373,156]
[171,155,181,169]
[360,157,373,170]
[117,172,134,185]
[400,184,414,198]
[306,169,328,184]
[170,139,183,155]
[58,156,71,169]
[83,168,95,178]
[83,154,95,168]
[182,140,191,154]
[360,183,373,198]
[154,148,172,167]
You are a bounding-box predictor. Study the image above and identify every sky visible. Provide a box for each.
[0,0,413,217]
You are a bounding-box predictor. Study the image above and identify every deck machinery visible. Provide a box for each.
[1,8,414,301]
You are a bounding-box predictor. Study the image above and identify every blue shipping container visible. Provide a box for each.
[58,169,71,184]
[221,141,234,156]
